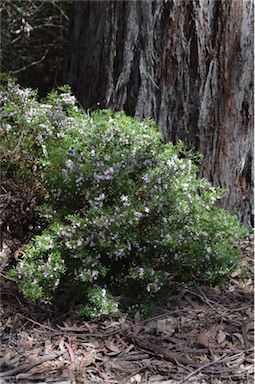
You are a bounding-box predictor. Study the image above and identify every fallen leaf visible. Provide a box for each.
[232,332,244,344]
[167,335,186,345]
[245,321,254,331]
[217,329,227,344]
[18,332,34,349]
[80,350,96,367]
[30,359,63,373]
[65,341,76,363]
[115,332,129,348]
[102,321,121,330]
[57,322,91,332]
[210,323,218,339]
[59,338,65,351]
[100,371,118,382]
[225,354,245,368]
[81,341,100,349]
[194,332,210,348]
[183,294,197,307]
[2,350,17,362]
[105,339,121,354]
[24,354,42,364]
[198,354,211,363]
[156,318,175,335]
[76,376,93,384]
[44,339,53,354]
[130,373,142,383]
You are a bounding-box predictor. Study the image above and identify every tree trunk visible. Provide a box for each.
[65,0,254,225]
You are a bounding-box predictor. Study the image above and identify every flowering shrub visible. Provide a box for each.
[1,75,249,318]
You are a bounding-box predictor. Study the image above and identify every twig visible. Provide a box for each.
[116,353,150,361]
[175,353,227,384]
[17,379,72,384]
[187,287,220,310]
[129,333,202,368]
[154,303,253,317]
[21,315,63,334]
[0,132,24,161]
[0,272,17,282]
[11,50,48,74]
[115,332,129,348]
[49,0,70,21]
[242,320,251,350]
[170,347,248,354]
[0,350,65,378]
[175,351,245,384]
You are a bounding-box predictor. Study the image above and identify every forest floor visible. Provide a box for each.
[0,240,254,384]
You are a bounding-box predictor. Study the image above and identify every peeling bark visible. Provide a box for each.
[65,0,254,225]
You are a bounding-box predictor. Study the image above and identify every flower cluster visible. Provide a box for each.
[3,76,249,318]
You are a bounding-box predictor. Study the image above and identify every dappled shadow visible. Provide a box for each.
[0,240,253,383]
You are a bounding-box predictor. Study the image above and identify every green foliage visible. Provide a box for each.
[1,76,250,318]
[79,287,119,318]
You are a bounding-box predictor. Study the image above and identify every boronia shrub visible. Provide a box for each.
[1,75,249,318]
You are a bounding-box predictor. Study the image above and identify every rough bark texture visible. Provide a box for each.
[65,0,254,225]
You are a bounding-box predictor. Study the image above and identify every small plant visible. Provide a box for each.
[1,75,250,318]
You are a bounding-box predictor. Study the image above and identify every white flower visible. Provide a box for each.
[65,159,74,169]
[139,268,144,277]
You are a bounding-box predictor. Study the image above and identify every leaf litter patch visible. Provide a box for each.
[0,240,253,384]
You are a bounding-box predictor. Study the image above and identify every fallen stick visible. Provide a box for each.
[129,334,243,373]
[0,350,65,378]
[175,354,227,384]
[175,351,244,384]
[130,333,202,368]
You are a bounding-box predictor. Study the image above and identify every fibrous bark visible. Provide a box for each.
[65,0,254,225]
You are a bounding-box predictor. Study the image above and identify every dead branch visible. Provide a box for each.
[0,350,65,378]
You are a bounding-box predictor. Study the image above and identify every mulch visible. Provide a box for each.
[0,240,254,384]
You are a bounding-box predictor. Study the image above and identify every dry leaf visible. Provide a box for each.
[245,321,254,331]
[102,321,121,330]
[100,371,118,382]
[231,270,240,278]
[183,294,196,307]
[167,335,186,346]
[156,318,175,335]
[76,376,93,384]
[80,350,96,367]
[225,354,245,368]
[44,339,53,354]
[65,341,76,363]
[217,329,227,344]
[232,332,244,344]
[130,373,142,383]
[57,322,91,332]
[59,338,65,351]
[81,341,100,349]
[18,332,34,349]
[24,354,41,364]
[14,244,27,261]
[30,359,63,373]
[198,354,211,363]
[105,339,121,354]
[210,323,218,339]
[194,332,210,348]
[2,350,17,362]
[143,320,157,332]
